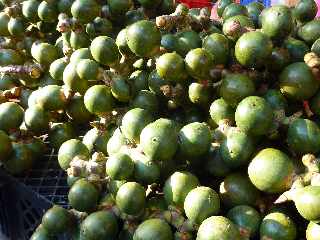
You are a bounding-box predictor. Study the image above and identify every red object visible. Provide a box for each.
[177,0,213,8]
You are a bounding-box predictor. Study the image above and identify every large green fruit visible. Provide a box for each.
[133,218,173,240]
[31,42,59,66]
[140,118,178,162]
[68,179,99,212]
[283,37,309,62]
[49,58,68,81]
[246,2,264,27]
[58,139,90,170]
[80,211,118,240]
[248,148,294,193]
[107,128,127,156]
[188,82,211,106]
[70,31,90,50]
[116,182,146,216]
[70,48,93,63]
[48,123,76,150]
[263,89,288,110]
[217,0,234,17]
[71,0,101,23]
[293,0,318,22]
[197,216,241,240]
[306,221,320,240]
[163,171,200,207]
[294,186,320,221]
[106,152,134,180]
[22,0,40,22]
[0,130,12,162]
[63,63,88,94]
[156,52,185,82]
[37,1,58,23]
[107,0,133,16]
[280,62,319,100]
[260,212,297,240]
[129,70,149,95]
[132,90,158,113]
[235,96,273,136]
[176,31,202,56]
[82,127,113,155]
[126,20,161,57]
[42,206,72,235]
[66,95,93,124]
[184,186,220,224]
[297,20,320,44]
[209,98,234,126]
[0,102,24,133]
[90,36,120,66]
[37,85,67,111]
[185,48,214,80]
[24,105,49,134]
[203,33,229,65]
[222,3,248,20]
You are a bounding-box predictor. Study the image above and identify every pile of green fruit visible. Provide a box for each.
[0,0,320,239]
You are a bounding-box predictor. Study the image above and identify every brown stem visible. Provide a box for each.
[0,64,42,78]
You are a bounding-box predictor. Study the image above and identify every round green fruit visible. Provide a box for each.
[133,218,173,240]
[0,102,24,133]
[42,206,72,235]
[106,152,134,180]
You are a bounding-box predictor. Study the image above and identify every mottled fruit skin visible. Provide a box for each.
[0,130,12,162]
[22,0,40,22]
[0,102,24,133]
[222,15,254,41]
[82,127,112,155]
[37,85,67,111]
[260,212,297,240]
[42,206,71,235]
[293,0,317,22]
[279,62,319,101]
[71,0,101,23]
[24,105,49,134]
[188,83,211,106]
[133,218,173,240]
[185,48,214,80]
[209,98,234,125]
[163,171,200,207]
[197,216,241,240]
[30,226,53,240]
[217,0,234,17]
[203,33,229,65]
[80,211,118,240]
[248,148,294,193]
[90,36,120,66]
[184,186,220,224]
[49,58,67,81]
[106,152,134,180]
[222,3,248,20]
[306,221,320,240]
[294,186,320,221]
[156,52,185,82]
[283,37,309,62]
[297,20,320,44]
[235,96,273,136]
[31,42,59,66]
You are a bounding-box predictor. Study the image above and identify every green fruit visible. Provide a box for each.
[206,146,231,177]
[217,0,234,17]
[84,85,114,116]
[266,48,291,72]
[203,33,229,65]
[58,139,90,170]
[42,206,72,235]
[306,221,320,240]
[127,20,161,57]
[70,31,90,50]
[49,123,76,150]
[222,3,248,20]
[222,15,255,41]
[37,1,58,22]
[246,2,264,27]
[106,152,134,180]
[22,0,40,22]
[197,216,241,240]
[184,186,220,224]
[111,76,131,102]
[58,0,73,15]
[227,205,261,239]
[24,105,49,134]
[107,0,133,16]
[188,83,211,106]
[116,28,132,56]
[86,17,113,38]
[71,0,101,23]
[37,85,67,111]
[161,34,180,53]
[107,128,127,156]
[263,89,288,110]
[0,102,24,133]
[68,179,99,212]
[312,38,320,55]
[80,211,118,240]
[0,12,10,36]
[132,90,158,113]
[140,118,178,162]
[148,70,168,96]
[31,42,59,66]
[8,17,25,36]
[261,5,293,40]
[283,37,309,62]
[176,31,202,56]
[260,212,297,240]
[76,59,99,80]
[30,226,53,240]
[133,218,173,240]
[294,186,320,221]
[185,48,214,80]
[248,148,294,193]
[163,171,200,207]
[116,182,146,215]
[125,9,146,25]
[156,52,185,82]
[297,20,320,44]
[90,36,120,66]
[70,48,93,63]
[129,70,149,95]
[82,127,113,155]
[235,31,273,68]
[209,98,234,126]
[49,58,67,81]
[66,95,93,124]
[64,63,89,94]
[0,130,12,162]
[219,173,260,208]
[294,0,318,22]
[0,49,23,65]
[279,62,319,101]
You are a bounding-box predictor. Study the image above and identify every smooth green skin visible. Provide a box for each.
[266,48,291,72]
[263,89,288,110]
[132,154,160,184]
[235,96,273,136]
[163,171,200,207]
[294,0,317,22]
[107,128,127,156]
[37,85,67,111]
[49,58,67,81]
[70,48,93,63]
[184,187,220,224]
[178,122,211,158]
[76,59,99,80]
[24,105,49,134]
[306,222,320,240]
[8,17,25,36]
[108,0,133,16]
[246,2,264,27]
[235,31,273,68]
[28,90,41,107]
[4,143,33,175]
[222,15,255,41]
[0,13,10,36]
[37,1,58,23]
[58,139,90,170]
[203,33,229,65]
[31,42,59,66]
[140,118,178,162]
[64,62,88,93]
[294,186,320,221]
[312,38,320,55]
[111,77,131,102]
[42,206,71,235]
[209,98,234,126]
[220,73,255,107]
[222,3,248,20]
[68,179,99,212]
[156,52,185,82]
[121,108,153,143]
[217,0,234,17]
[148,70,168,96]
[116,182,146,216]
[227,205,261,238]
[161,34,180,52]
[108,180,126,196]
[298,20,320,44]
[176,31,202,56]
[283,37,309,62]
[185,48,214,80]
[129,70,148,95]
[261,5,293,40]
[30,226,53,240]
[84,85,114,116]
[260,212,297,240]
[206,146,231,177]
[70,31,90,50]
[125,9,146,25]
[82,128,112,155]
[90,36,120,67]
[188,83,211,106]
[58,0,73,14]
[133,218,173,240]
[248,148,294,193]
[288,119,320,154]
[66,95,93,124]
[197,216,241,240]
[0,130,12,162]
[71,0,101,23]
[279,62,319,101]
[116,28,132,56]
[86,17,113,38]
[49,123,76,150]
[0,49,23,66]
[220,128,254,168]
[22,0,40,22]
[132,90,158,113]
[80,211,118,240]
[106,152,134,180]
[311,91,320,115]
[0,102,24,133]
[126,20,161,57]
[219,173,260,208]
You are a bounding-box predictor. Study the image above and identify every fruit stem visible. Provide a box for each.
[0,64,42,78]
[212,120,233,143]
